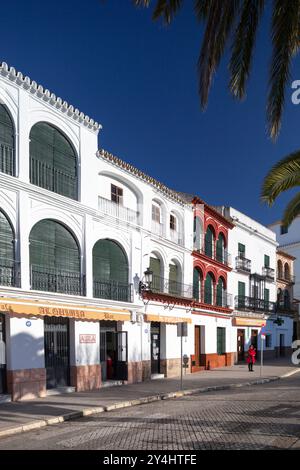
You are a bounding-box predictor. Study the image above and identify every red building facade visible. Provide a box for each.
[191,197,235,371]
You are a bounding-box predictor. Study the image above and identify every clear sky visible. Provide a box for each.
[2,0,300,225]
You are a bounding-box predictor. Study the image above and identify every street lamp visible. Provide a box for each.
[139,267,153,294]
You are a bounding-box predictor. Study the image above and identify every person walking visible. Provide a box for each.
[247,344,256,372]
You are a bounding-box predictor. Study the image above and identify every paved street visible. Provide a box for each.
[0,374,299,450]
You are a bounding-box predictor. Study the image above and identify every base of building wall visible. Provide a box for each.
[160,358,190,378]
[127,360,151,384]
[201,353,235,370]
[7,368,46,401]
[70,365,101,392]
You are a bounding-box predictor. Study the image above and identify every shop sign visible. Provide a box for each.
[79,334,96,344]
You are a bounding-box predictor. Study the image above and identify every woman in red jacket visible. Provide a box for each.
[247,344,256,372]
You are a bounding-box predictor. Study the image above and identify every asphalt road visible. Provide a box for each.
[0,374,299,450]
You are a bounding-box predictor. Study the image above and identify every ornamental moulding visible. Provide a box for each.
[0,62,102,133]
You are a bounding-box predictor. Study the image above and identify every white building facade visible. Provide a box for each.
[0,63,194,401]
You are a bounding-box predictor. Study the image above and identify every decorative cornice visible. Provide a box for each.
[0,62,102,133]
[97,149,190,206]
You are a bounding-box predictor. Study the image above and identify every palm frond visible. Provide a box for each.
[198,0,241,109]
[282,191,300,227]
[194,0,214,22]
[267,0,300,140]
[133,0,151,6]
[229,0,265,100]
[151,0,184,24]
[261,151,300,205]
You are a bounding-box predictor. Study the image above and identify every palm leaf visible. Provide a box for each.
[267,0,300,140]
[198,0,241,109]
[229,0,265,100]
[282,191,300,227]
[261,151,300,205]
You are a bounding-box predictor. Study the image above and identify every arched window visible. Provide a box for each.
[93,239,130,301]
[205,226,215,258]
[0,104,15,176]
[193,268,202,302]
[284,263,290,281]
[277,260,283,279]
[29,122,78,199]
[216,233,225,263]
[0,210,16,286]
[216,277,226,307]
[29,219,82,295]
[169,262,181,296]
[204,272,214,305]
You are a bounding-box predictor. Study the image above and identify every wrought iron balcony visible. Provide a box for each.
[262,266,275,281]
[98,196,139,225]
[30,158,77,200]
[149,274,193,299]
[194,239,231,266]
[93,280,133,302]
[151,220,164,237]
[30,265,85,296]
[235,295,275,313]
[0,143,14,176]
[170,229,184,246]
[276,301,299,315]
[277,271,295,284]
[193,287,232,308]
[0,260,20,287]
[235,256,251,273]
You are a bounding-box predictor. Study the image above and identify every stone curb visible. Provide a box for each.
[0,370,299,440]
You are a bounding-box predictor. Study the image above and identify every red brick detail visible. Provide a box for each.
[7,368,46,401]
[70,365,101,392]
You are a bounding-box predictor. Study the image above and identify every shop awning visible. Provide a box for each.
[144,314,192,324]
[0,297,131,322]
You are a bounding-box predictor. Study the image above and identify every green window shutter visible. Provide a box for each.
[238,281,245,308]
[238,243,245,256]
[29,122,77,199]
[93,240,128,284]
[0,210,14,263]
[264,255,270,268]
[216,278,224,306]
[0,104,14,176]
[216,234,224,263]
[169,264,178,295]
[217,327,226,355]
[150,257,161,292]
[204,273,213,304]
[193,268,200,300]
[205,226,214,257]
[264,288,269,302]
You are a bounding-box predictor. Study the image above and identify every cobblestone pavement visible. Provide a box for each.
[0,375,299,450]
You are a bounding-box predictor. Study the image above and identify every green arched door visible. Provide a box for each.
[204,273,214,304]
[216,278,225,307]
[0,210,15,286]
[29,219,82,295]
[0,104,14,176]
[205,226,214,258]
[93,239,130,301]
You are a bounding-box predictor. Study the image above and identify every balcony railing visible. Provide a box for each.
[235,256,251,273]
[235,295,275,313]
[30,158,77,200]
[151,220,164,237]
[98,196,139,225]
[93,280,133,302]
[194,238,231,267]
[277,271,296,284]
[0,260,20,287]
[149,274,193,299]
[0,143,14,176]
[30,265,85,296]
[170,229,184,246]
[193,287,232,308]
[276,301,299,315]
[262,266,275,281]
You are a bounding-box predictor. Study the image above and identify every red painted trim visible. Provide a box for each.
[193,302,233,314]
[192,310,232,320]
[192,250,232,272]
[142,291,193,307]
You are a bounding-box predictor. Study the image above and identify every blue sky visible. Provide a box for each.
[2,0,300,224]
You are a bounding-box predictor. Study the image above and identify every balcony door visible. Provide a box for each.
[0,210,16,287]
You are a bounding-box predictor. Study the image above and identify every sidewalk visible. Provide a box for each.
[0,358,299,439]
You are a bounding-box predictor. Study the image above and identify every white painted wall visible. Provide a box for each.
[70,320,100,367]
